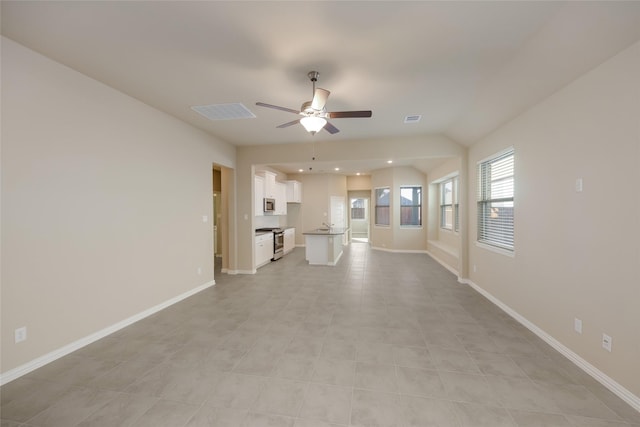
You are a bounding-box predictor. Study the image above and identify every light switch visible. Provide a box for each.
[575,178,583,192]
[202,215,208,222]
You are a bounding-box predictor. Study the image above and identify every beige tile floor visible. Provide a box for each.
[2,243,639,427]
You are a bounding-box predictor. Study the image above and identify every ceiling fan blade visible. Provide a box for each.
[276,119,301,128]
[323,121,340,134]
[327,110,372,119]
[256,102,300,115]
[311,88,330,111]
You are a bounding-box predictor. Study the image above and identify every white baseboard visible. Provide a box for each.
[371,246,428,254]
[460,278,640,413]
[0,280,215,386]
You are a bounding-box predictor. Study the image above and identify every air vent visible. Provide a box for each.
[191,103,256,121]
[404,115,422,124]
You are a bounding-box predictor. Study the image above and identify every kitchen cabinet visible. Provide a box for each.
[255,233,274,268]
[284,228,295,254]
[275,182,287,215]
[286,180,302,203]
[254,175,264,216]
[261,171,277,199]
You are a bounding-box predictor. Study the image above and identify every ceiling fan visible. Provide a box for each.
[256,71,372,135]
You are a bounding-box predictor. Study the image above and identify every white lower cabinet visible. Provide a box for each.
[284,228,295,254]
[255,233,274,268]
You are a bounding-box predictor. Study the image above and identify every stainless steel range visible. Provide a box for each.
[256,227,284,261]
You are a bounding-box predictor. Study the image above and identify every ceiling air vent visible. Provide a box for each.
[191,103,256,121]
[404,115,422,124]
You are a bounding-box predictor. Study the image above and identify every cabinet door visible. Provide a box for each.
[284,228,295,253]
[276,182,287,215]
[255,175,264,216]
[263,171,277,199]
[286,181,302,203]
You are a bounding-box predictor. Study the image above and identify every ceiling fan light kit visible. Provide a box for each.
[300,116,327,134]
[256,71,372,135]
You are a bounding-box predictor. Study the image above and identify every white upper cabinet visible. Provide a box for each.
[275,182,287,215]
[261,171,277,199]
[286,180,302,203]
[254,175,264,216]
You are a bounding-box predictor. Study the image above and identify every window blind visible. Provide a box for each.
[477,149,514,250]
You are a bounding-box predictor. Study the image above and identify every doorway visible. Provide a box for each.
[213,165,232,274]
[349,194,370,243]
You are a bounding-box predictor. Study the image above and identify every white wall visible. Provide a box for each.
[1,38,236,378]
[467,41,640,399]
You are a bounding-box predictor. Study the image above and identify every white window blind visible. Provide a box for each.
[477,149,514,251]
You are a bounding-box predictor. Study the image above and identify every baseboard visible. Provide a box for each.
[425,250,460,279]
[371,246,428,254]
[0,280,215,386]
[460,278,640,413]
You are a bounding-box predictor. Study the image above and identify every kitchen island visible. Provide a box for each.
[303,227,348,266]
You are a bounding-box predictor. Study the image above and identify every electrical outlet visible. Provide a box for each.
[15,327,27,343]
[602,333,612,352]
[473,264,477,273]
[575,178,583,192]
[197,267,202,275]
[574,318,582,334]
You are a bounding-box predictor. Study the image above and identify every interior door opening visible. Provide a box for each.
[350,196,370,243]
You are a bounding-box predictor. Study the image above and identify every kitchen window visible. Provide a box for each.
[375,187,390,226]
[477,148,514,252]
[400,186,422,226]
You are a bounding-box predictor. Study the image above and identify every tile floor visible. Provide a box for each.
[2,244,639,427]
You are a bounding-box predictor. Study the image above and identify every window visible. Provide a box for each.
[453,177,460,232]
[375,188,390,226]
[440,180,453,230]
[439,176,459,232]
[400,186,422,226]
[477,148,514,251]
[351,198,366,220]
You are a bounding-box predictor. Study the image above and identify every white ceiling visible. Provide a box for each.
[3,1,640,174]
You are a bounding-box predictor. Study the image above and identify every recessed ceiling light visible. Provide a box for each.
[356,172,361,176]
[404,115,422,123]
[387,160,393,164]
[298,169,304,172]
[334,167,340,171]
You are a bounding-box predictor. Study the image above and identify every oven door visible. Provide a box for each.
[272,231,284,260]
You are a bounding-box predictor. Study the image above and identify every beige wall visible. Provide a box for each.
[1,38,236,376]
[467,41,640,397]
[347,175,372,191]
[369,166,427,251]
[427,157,463,274]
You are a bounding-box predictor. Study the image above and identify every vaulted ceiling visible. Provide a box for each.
[3,2,640,167]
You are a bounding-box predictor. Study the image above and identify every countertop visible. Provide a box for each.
[303,227,349,236]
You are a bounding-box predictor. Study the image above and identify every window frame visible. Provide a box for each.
[374,187,390,227]
[400,185,422,227]
[439,179,454,231]
[476,147,515,254]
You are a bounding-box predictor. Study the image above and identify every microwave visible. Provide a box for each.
[263,198,275,212]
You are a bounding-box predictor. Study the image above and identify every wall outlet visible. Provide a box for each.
[15,326,27,343]
[202,215,208,222]
[473,264,477,273]
[602,333,612,352]
[574,318,582,334]
[575,178,583,192]
[197,267,202,275]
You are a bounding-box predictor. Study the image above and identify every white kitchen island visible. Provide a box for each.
[303,228,348,266]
